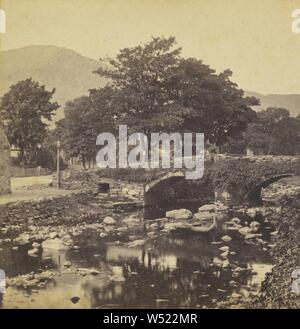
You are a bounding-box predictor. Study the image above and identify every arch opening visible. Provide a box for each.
[144,173,214,219]
[247,174,297,206]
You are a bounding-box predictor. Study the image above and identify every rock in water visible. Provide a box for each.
[198,204,215,212]
[15,233,30,245]
[238,227,252,236]
[249,221,261,233]
[163,222,188,232]
[219,246,230,252]
[28,248,39,256]
[193,211,215,222]
[221,235,232,243]
[165,209,192,220]
[32,242,41,248]
[127,239,146,248]
[49,232,58,239]
[103,216,116,225]
[42,238,69,251]
[231,217,241,224]
[246,208,257,218]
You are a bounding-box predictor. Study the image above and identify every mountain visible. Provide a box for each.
[0,45,107,126]
[245,91,300,117]
[1,45,300,126]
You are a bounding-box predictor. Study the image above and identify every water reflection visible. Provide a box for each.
[0,221,273,308]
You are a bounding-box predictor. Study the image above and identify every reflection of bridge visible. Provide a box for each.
[144,155,300,207]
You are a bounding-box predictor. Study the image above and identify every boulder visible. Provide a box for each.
[246,208,257,218]
[222,260,230,268]
[122,215,140,224]
[198,204,215,212]
[212,257,223,267]
[221,235,232,243]
[28,248,39,256]
[163,222,188,232]
[231,217,241,224]
[166,209,192,220]
[49,232,58,239]
[15,233,30,245]
[221,250,229,258]
[219,246,230,252]
[249,221,261,233]
[238,226,252,236]
[245,233,260,240]
[127,239,146,248]
[193,211,215,222]
[42,238,69,251]
[270,230,279,237]
[103,216,116,225]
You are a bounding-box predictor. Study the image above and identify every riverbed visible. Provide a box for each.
[0,204,276,309]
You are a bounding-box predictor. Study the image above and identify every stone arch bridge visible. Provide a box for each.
[143,155,300,207]
[57,154,300,215]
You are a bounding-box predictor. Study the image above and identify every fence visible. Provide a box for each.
[10,166,52,178]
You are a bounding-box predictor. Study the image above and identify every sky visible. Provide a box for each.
[1,0,300,94]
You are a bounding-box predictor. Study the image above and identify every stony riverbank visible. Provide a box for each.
[247,192,300,308]
[1,179,298,308]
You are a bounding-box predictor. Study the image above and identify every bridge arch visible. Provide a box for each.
[144,170,214,219]
[144,170,185,193]
[246,173,294,205]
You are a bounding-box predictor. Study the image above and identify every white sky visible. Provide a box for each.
[1,0,300,94]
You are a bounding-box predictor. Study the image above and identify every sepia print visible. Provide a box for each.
[0,0,300,310]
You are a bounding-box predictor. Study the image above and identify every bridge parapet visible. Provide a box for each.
[213,155,300,206]
[214,154,300,163]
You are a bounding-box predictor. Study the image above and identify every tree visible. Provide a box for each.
[61,86,115,168]
[245,107,300,155]
[0,78,59,164]
[95,36,259,145]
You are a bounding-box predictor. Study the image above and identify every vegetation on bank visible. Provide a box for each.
[211,158,300,193]
[250,193,300,308]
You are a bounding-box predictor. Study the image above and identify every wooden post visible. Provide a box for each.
[57,140,61,188]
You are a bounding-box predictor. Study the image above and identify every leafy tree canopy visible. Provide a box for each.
[0,78,59,163]
[95,36,259,145]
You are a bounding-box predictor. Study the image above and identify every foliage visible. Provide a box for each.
[245,107,300,155]
[95,36,259,145]
[211,158,300,192]
[220,107,300,155]
[58,86,116,168]
[0,78,59,163]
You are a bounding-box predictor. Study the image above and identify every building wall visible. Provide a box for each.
[0,125,11,195]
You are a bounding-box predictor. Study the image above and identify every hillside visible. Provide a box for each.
[0,45,107,125]
[245,91,300,117]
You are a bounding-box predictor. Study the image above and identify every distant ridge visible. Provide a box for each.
[245,91,300,117]
[0,45,107,126]
[1,45,300,127]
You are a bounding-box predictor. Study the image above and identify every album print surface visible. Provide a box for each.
[0,0,300,310]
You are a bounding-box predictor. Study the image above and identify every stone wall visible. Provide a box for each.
[52,170,144,201]
[0,124,11,195]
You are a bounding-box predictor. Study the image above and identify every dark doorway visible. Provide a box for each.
[97,183,110,194]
